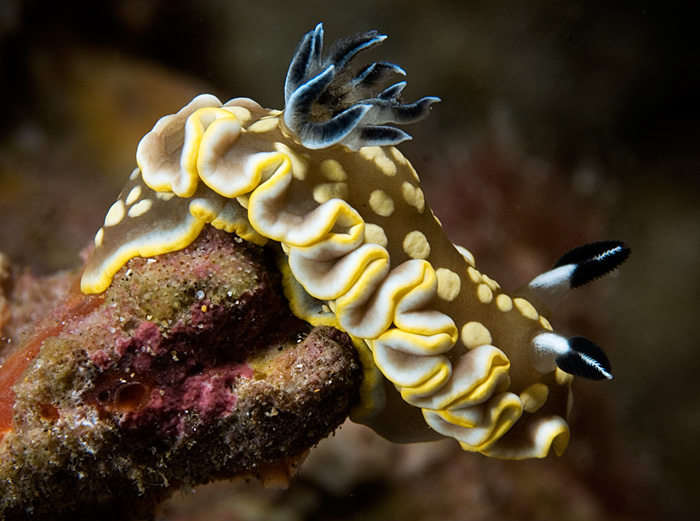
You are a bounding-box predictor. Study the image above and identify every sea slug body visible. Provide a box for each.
[81,24,629,459]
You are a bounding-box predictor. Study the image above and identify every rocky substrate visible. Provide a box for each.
[0,226,362,520]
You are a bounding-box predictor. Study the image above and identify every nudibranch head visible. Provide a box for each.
[80,24,629,460]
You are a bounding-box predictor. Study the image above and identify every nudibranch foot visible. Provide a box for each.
[81,24,630,460]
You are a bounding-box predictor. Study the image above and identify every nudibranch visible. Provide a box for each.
[81,24,629,459]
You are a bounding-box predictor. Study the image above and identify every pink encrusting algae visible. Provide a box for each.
[85,314,256,442]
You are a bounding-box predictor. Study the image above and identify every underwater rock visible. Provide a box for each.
[0,226,361,520]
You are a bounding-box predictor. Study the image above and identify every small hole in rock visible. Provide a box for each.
[115,382,149,412]
[38,403,60,421]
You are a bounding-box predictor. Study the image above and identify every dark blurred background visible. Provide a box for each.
[1,1,698,520]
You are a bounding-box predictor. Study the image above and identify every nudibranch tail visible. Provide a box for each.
[80,24,630,460]
[283,23,440,151]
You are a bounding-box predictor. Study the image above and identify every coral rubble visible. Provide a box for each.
[0,226,361,520]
